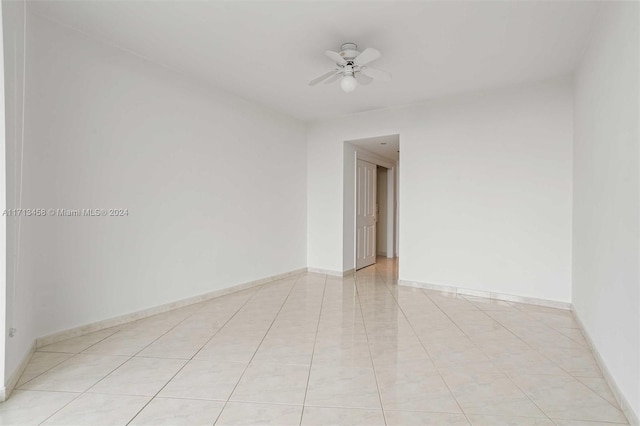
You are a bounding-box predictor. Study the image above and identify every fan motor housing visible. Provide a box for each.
[340,43,360,61]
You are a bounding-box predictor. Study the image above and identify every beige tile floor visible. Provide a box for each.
[0,258,629,425]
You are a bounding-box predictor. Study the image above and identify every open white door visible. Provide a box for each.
[356,159,377,270]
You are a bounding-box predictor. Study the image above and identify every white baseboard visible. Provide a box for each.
[0,341,36,402]
[397,279,571,310]
[36,267,307,349]
[573,310,639,425]
[307,267,354,277]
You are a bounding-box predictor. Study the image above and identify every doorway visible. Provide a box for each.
[344,134,399,273]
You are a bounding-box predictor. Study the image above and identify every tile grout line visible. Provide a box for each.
[551,326,590,348]
[124,286,268,426]
[212,277,300,425]
[81,294,243,400]
[128,291,254,359]
[34,356,133,425]
[16,328,122,390]
[352,271,389,426]
[468,296,626,417]
[379,265,470,422]
[183,288,265,362]
[298,275,327,425]
[34,287,262,426]
[33,324,151,425]
[455,293,628,423]
[427,289,621,423]
[418,288,555,423]
[372,263,470,425]
[466,308,578,424]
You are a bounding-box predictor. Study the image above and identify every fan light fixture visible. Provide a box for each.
[309,43,391,93]
[340,74,357,93]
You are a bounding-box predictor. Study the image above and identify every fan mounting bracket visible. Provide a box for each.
[339,42,360,61]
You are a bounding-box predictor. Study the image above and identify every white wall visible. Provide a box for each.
[3,12,307,381]
[308,80,573,302]
[2,0,34,394]
[0,1,7,392]
[572,1,639,420]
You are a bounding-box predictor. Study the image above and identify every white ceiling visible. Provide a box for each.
[30,1,599,122]
[349,135,400,162]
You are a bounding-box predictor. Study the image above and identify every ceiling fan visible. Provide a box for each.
[309,43,391,93]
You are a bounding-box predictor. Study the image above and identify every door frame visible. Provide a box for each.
[351,146,396,272]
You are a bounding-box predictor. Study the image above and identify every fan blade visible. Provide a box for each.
[354,48,381,66]
[309,69,338,86]
[324,72,342,84]
[325,50,347,65]
[355,72,373,85]
[361,67,391,82]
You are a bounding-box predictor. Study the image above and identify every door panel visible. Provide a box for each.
[356,159,377,270]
